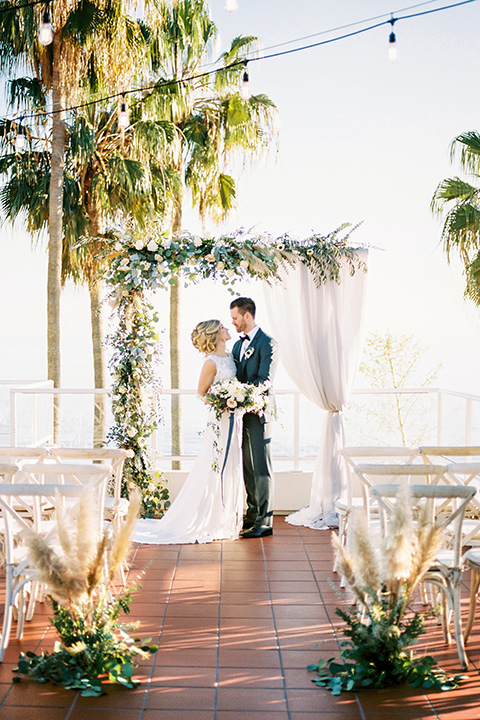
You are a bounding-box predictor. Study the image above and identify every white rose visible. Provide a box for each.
[206,253,216,262]
[148,482,156,492]
[154,254,162,260]
[240,260,249,268]
[115,242,123,251]
[118,385,127,394]
[226,269,234,278]
[127,426,137,437]
[217,261,225,270]
[194,237,203,247]
[226,397,237,409]
[135,240,144,250]
[147,240,158,252]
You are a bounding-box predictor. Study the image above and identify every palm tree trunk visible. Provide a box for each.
[87,201,107,448]
[48,39,65,444]
[170,206,182,469]
[90,281,107,447]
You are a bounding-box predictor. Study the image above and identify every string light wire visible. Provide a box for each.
[4,0,479,127]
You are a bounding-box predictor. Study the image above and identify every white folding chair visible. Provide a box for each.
[370,483,476,670]
[0,482,104,662]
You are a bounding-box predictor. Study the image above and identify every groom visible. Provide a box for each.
[230,297,277,538]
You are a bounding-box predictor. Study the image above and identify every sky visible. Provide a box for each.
[2,0,480,395]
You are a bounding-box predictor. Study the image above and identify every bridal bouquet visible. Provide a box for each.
[204,378,270,421]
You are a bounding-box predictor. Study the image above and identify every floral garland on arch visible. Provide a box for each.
[102,221,366,516]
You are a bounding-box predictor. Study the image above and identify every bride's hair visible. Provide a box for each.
[191,319,222,355]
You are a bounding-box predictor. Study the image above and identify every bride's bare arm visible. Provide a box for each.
[197,358,217,395]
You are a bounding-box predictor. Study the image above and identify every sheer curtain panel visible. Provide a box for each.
[263,250,368,528]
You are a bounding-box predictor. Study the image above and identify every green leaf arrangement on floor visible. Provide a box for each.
[13,488,157,696]
[309,488,467,694]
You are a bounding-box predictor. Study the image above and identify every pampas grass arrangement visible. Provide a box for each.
[309,486,466,694]
[13,487,157,696]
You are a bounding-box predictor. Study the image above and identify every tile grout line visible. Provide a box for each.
[261,536,292,720]
[213,542,223,720]
[137,543,182,720]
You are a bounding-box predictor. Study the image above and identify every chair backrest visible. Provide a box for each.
[340,447,421,508]
[44,448,134,503]
[420,446,480,463]
[0,481,105,569]
[15,463,111,533]
[370,483,476,565]
[0,447,49,465]
[352,463,449,523]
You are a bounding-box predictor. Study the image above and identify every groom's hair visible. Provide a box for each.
[230,297,256,318]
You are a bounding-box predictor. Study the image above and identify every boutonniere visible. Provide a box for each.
[244,347,255,359]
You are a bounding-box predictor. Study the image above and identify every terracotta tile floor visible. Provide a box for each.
[2,519,480,719]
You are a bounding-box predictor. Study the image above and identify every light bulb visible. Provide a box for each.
[240,68,250,100]
[15,128,25,152]
[38,11,53,46]
[388,31,398,62]
[118,97,130,129]
[224,0,238,11]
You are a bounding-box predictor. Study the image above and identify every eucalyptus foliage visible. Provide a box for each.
[14,595,158,697]
[106,278,169,518]
[102,221,365,293]
[308,599,465,694]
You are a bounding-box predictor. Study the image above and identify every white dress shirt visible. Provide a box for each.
[239,325,259,360]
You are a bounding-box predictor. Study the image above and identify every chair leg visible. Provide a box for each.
[464,568,480,644]
[452,585,469,670]
[0,566,14,662]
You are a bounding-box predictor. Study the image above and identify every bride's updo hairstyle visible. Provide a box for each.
[191,319,222,355]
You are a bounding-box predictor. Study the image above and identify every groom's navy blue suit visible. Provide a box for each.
[232,328,277,530]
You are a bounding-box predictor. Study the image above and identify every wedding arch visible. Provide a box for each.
[101,222,367,522]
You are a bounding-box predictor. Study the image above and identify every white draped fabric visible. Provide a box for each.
[262,250,368,529]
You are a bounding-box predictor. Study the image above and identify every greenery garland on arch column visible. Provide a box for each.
[102,222,366,517]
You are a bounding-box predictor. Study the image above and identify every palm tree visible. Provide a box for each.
[0,0,148,426]
[0,98,176,443]
[146,0,278,466]
[431,131,480,305]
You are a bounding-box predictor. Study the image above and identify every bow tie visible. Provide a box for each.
[241,335,251,343]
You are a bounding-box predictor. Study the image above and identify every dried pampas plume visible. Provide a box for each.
[23,484,141,607]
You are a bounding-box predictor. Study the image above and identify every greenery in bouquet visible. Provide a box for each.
[203,378,269,421]
[14,488,158,696]
[309,488,467,694]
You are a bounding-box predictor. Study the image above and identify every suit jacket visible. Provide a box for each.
[232,328,277,421]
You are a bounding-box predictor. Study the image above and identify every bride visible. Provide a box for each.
[132,319,244,544]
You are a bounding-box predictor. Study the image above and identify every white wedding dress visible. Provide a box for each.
[132,354,244,544]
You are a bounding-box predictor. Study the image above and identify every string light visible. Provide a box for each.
[388,17,398,61]
[1,0,477,127]
[118,95,130,128]
[240,62,250,99]
[38,7,53,46]
[224,0,238,11]
[15,122,25,152]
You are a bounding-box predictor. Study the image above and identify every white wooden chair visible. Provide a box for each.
[370,483,476,670]
[43,447,134,536]
[338,448,420,538]
[0,481,105,661]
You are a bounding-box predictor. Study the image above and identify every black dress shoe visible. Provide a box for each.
[242,520,255,531]
[240,525,273,538]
